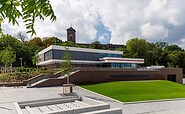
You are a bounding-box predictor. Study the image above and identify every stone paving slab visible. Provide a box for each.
[0,86,64,114]
[0,103,17,114]
[0,87,63,103]
[1,86,185,113]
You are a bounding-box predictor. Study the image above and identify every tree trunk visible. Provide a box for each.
[5,64,6,74]
[37,65,38,71]
[67,75,69,84]
[11,64,12,74]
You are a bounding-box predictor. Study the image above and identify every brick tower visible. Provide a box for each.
[67,27,76,43]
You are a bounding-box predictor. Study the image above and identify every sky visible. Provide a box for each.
[2,0,185,49]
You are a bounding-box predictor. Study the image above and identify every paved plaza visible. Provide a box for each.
[0,86,185,113]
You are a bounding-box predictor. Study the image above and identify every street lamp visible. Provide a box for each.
[20,58,23,67]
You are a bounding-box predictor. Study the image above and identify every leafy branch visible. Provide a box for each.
[0,0,56,35]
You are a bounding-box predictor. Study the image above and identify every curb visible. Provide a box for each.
[76,86,124,104]
[76,86,185,105]
[124,98,185,104]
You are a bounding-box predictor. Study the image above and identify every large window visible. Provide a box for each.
[99,53,122,58]
[52,49,100,61]
[108,63,137,68]
[43,49,123,62]
[44,50,52,61]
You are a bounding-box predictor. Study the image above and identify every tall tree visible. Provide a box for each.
[28,37,43,48]
[61,47,73,84]
[125,38,148,58]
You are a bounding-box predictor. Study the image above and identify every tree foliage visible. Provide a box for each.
[91,41,103,49]
[123,38,185,73]
[125,38,148,58]
[0,46,16,67]
[0,0,56,35]
[42,37,62,48]
[16,31,27,43]
[32,50,40,66]
[28,37,43,47]
[61,47,73,84]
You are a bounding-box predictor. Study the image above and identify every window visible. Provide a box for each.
[44,50,52,61]
[99,53,122,58]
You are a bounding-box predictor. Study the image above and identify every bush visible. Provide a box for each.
[0,67,57,83]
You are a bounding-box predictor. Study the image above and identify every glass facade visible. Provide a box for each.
[44,50,52,61]
[102,63,137,68]
[43,49,138,69]
[99,53,122,58]
[44,49,122,61]
[44,49,100,61]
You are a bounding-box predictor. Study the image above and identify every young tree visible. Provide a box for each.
[32,50,40,70]
[61,47,73,84]
[0,46,16,73]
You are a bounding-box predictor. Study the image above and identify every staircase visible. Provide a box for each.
[26,69,80,88]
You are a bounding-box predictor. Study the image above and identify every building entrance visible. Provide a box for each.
[167,74,176,82]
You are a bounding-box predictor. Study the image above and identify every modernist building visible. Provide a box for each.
[38,45,144,69]
[36,27,183,85]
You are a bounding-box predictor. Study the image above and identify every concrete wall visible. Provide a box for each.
[0,82,24,87]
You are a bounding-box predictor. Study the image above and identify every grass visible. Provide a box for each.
[80,80,185,102]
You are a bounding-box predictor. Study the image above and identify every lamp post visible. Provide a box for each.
[20,58,23,67]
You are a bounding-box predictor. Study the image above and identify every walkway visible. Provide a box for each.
[1,86,185,113]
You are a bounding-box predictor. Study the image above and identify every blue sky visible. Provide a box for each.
[94,22,111,44]
[2,0,185,49]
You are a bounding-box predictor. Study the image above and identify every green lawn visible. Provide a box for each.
[80,80,185,102]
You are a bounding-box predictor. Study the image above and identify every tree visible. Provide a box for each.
[165,44,184,52]
[16,31,28,43]
[0,46,16,73]
[32,50,40,70]
[0,34,38,67]
[125,38,148,58]
[155,42,168,49]
[61,41,76,47]
[61,47,73,84]
[0,34,20,50]
[0,0,56,35]
[28,37,43,48]
[91,41,103,49]
[42,37,62,48]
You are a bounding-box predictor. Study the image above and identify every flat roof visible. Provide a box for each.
[38,57,144,66]
[100,57,144,64]
[38,45,123,55]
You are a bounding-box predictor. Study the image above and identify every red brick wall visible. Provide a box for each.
[33,68,183,87]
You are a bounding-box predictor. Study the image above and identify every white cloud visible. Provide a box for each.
[98,33,109,43]
[93,0,148,44]
[140,23,169,41]
[144,0,185,26]
[2,0,185,49]
[177,38,185,49]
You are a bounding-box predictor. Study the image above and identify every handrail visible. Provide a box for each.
[24,69,79,86]
[75,67,161,71]
[24,74,52,85]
